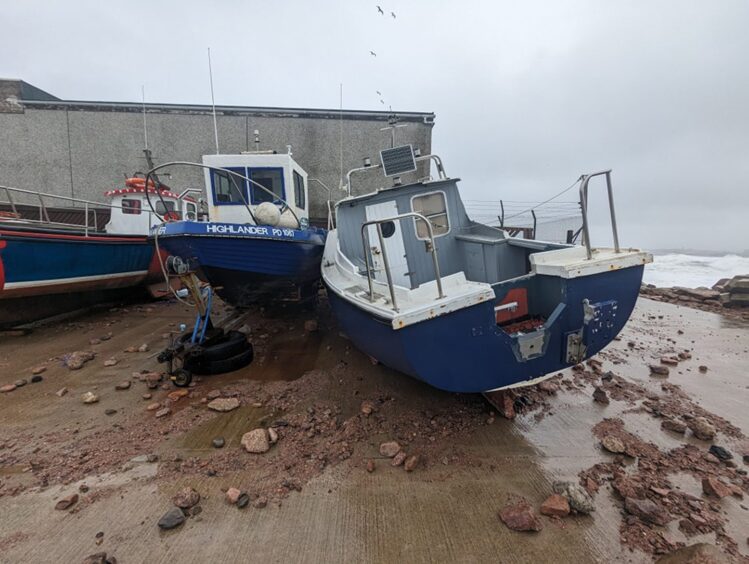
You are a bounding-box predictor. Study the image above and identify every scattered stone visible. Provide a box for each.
[206,390,221,400]
[89,338,102,346]
[708,445,732,460]
[689,417,716,441]
[702,477,732,498]
[660,356,679,366]
[30,375,43,383]
[124,346,138,353]
[366,459,375,473]
[142,393,152,400]
[268,427,278,444]
[241,429,270,454]
[404,455,419,472]
[138,343,150,353]
[55,493,79,510]
[207,397,240,412]
[225,488,241,504]
[485,390,515,419]
[655,543,724,564]
[304,320,318,332]
[155,407,171,418]
[379,441,401,458]
[592,387,609,404]
[104,409,117,416]
[698,365,708,373]
[0,384,16,393]
[14,379,27,387]
[31,366,46,375]
[392,451,407,466]
[661,419,687,434]
[56,387,68,397]
[601,435,626,454]
[81,392,99,404]
[114,381,130,390]
[146,402,160,411]
[649,365,670,376]
[540,494,570,517]
[538,380,560,393]
[167,389,189,401]
[212,437,225,448]
[103,358,118,367]
[64,351,95,370]
[157,507,185,530]
[237,493,250,508]
[360,400,377,416]
[624,497,671,526]
[173,487,200,509]
[498,499,543,532]
[678,351,692,360]
[553,481,595,514]
[600,371,615,382]
[81,552,115,564]
[100,332,113,341]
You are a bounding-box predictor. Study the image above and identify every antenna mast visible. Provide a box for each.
[208,47,220,155]
[141,85,148,150]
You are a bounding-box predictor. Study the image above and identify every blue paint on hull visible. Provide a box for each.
[153,221,326,306]
[327,266,644,393]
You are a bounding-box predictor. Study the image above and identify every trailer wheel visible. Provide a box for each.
[186,345,253,375]
[196,330,250,361]
[171,368,193,387]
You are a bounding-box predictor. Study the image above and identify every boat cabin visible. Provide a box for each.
[104,184,199,235]
[202,153,309,229]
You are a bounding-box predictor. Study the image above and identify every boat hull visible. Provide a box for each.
[0,226,154,327]
[152,221,326,307]
[326,265,645,393]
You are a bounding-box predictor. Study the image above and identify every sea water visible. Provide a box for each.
[643,253,749,288]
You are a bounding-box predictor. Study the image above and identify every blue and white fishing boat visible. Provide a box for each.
[322,145,652,393]
[151,151,327,306]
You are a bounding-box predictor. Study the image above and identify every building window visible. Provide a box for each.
[249,168,284,204]
[212,167,248,205]
[293,171,306,210]
[412,191,449,239]
[121,198,141,215]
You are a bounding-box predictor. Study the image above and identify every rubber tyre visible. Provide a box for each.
[171,368,193,387]
[186,346,253,375]
[179,326,224,345]
[196,331,250,361]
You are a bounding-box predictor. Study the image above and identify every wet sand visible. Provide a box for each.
[0,297,747,563]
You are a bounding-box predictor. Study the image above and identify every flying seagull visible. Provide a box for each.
[391,11,396,18]
[377,5,384,14]
[370,50,377,57]
[376,90,382,95]
[380,99,385,105]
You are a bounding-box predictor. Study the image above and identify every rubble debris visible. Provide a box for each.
[601,435,626,454]
[498,499,542,532]
[268,428,278,444]
[392,451,407,466]
[242,429,270,454]
[404,455,419,472]
[225,488,241,504]
[360,400,377,416]
[157,507,185,530]
[552,482,595,514]
[56,387,68,397]
[30,375,43,383]
[592,387,610,404]
[207,398,240,412]
[0,384,16,393]
[539,494,570,517]
[138,344,150,353]
[661,419,687,434]
[155,407,171,418]
[698,365,708,374]
[64,351,95,370]
[114,381,130,391]
[81,392,99,404]
[649,365,670,376]
[379,441,401,458]
[237,493,250,509]
[14,379,27,387]
[82,552,117,564]
[31,366,46,375]
[624,497,671,526]
[689,417,717,441]
[484,390,515,419]
[172,487,200,509]
[54,493,79,510]
[701,477,733,499]
[655,543,724,564]
[103,359,118,367]
[366,459,375,473]
[212,438,225,449]
[252,497,268,509]
[708,445,732,461]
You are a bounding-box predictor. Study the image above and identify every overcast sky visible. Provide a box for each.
[3,0,748,252]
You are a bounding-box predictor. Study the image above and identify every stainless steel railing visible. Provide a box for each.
[360,212,446,312]
[579,170,620,260]
[0,184,157,236]
[345,153,448,196]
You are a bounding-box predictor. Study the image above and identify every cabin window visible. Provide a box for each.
[412,191,449,239]
[249,168,284,204]
[185,202,197,221]
[156,200,181,219]
[121,198,141,215]
[293,171,306,209]
[212,167,248,205]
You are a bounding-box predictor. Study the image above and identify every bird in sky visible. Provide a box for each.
[380,99,385,105]
[370,51,377,57]
[377,5,384,14]
[391,11,396,18]
[376,90,382,95]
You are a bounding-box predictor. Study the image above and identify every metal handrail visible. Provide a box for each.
[308,177,335,230]
[579,170,620,260]
[360,211,446,312]
[0,184,158,235]
[345,153,448,196]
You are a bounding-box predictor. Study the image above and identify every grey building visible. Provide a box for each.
[0,79,434,222]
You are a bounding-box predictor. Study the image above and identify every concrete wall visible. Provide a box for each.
[0,96,434,221]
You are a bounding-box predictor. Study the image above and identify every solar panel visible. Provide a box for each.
[380,145,417,177]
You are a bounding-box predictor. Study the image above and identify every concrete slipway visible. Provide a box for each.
[0,296,746,563]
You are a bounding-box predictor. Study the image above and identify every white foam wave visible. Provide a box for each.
[643,253,749,288]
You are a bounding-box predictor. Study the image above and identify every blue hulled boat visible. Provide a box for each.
[322,145,652,393]
[151,152,326,306]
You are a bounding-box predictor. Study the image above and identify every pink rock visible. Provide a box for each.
[498,500,542,532]
[540,494,570,517]
[379,441,401,458]
[226,487,241,504]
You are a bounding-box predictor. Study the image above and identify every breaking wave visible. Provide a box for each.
[643,253,749,289]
